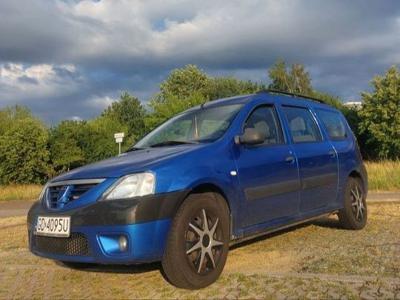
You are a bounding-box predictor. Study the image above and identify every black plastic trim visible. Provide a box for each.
[301,173,337,189]
[27,190,190,226]
[245,179,301,201]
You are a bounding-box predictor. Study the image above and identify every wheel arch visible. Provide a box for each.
[181,182,234,238]
[348,168,368,193]
[190,183,231,213]
[349,169,362,180]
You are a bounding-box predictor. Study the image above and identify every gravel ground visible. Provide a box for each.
[0,202,399,299]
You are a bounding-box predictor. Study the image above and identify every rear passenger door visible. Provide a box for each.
[281,105,338,213]
[235,105,301,227]
[315,108,354,207]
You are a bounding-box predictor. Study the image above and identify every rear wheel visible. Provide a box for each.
[338,177,367,230]
[162,192,230,289]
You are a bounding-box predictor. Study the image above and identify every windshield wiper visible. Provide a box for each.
[125,146,146,152]
[149,140,198,148]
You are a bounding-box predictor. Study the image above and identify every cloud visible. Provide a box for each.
[0,0,399,123]
[85,95,115,109]
[0,63,81,98]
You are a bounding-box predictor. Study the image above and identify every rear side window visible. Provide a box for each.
[316,109,348,140]
[244,106,284,145]
[282,106,322,143]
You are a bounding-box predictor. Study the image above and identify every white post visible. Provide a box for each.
[114,133,125,155]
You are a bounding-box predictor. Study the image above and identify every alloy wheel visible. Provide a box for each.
[350,185,365,221]
[185,209,224,274]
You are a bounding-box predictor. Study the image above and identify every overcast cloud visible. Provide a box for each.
[0,0,399,123]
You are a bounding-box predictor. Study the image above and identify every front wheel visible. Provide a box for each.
[338,177,367,230]
[162,192,230,289]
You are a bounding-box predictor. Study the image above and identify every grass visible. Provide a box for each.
[0,184,42,201]
[0,161,398,202]
[365,160,400,191]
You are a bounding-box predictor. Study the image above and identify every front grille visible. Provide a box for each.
[47,183,98,209]
[33,233,90,256]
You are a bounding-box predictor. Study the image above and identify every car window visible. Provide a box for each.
[135,104,243,147]
[316,109,347,140]
[150,116,193,145]
[282,106,322,143]
[197,108,235,140]
[244,106,284,145]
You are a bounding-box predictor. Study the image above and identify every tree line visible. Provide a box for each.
[0,60,399,184]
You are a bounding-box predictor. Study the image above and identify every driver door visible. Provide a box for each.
[235,105,301,227]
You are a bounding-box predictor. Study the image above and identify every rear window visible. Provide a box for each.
[316,109,347,140]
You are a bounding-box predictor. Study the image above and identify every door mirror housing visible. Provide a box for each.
[235,128,266,145]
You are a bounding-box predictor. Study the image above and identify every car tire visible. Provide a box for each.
[162,192,230,289]
[338,177,367,230]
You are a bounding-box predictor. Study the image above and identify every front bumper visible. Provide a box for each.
[27,190,188,264]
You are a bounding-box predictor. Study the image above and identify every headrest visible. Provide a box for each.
[290,117,306,132]
[254,121,270,138]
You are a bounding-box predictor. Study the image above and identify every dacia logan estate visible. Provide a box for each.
[28,90,368,289]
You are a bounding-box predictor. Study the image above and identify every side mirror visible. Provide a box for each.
[235,128,266,145]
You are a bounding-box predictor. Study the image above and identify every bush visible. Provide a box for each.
[359,66,400,160]
[0,117,50,184]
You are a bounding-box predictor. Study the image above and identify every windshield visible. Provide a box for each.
[135,104,243,148]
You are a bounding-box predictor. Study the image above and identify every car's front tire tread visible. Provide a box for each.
[162,192,230,289]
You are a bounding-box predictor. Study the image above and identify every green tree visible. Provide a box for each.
[205,77,262,100]
[0,115,50,184]
[102,92,146,141]
[267,59,346,110]
[81,115,129,162]
[0,105,32,135]
[312,90,343,109]
[146,65,265,130]
[144,65,211,130]
[359,65,400,159]
[268,59,313,95]
[49,120,86,174]
[160,65,210,99]
[145,92,206,130]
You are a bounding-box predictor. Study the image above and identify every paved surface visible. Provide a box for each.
[0,192,399,218]
[0,200,33,218]
[368,191,400,202]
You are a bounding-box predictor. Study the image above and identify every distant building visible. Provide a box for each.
[344,101,362,109]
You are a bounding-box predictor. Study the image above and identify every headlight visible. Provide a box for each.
[103,172,155,200]
[39,183,49,202]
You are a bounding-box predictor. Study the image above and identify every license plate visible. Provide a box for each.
[35,216,71,237]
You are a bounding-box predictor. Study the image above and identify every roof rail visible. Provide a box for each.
[257,89,325,104]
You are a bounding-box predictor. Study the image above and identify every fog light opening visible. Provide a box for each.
[118,235,128,252]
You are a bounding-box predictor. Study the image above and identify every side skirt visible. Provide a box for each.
[229,210,338,246]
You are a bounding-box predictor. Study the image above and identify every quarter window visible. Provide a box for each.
[283,106,322,143]
[316,109,347,140]
[244,106,284,145]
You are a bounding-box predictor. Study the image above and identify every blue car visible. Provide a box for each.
[28,90,368,289]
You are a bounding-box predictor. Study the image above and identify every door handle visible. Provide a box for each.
[285,155,295,163]
[328,150,336,158]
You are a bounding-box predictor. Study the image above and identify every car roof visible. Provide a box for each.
[198,91,337,111]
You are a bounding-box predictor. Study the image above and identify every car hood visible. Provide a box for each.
[51,145,200,182]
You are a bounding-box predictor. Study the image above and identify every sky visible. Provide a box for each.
[0,0,399,124]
